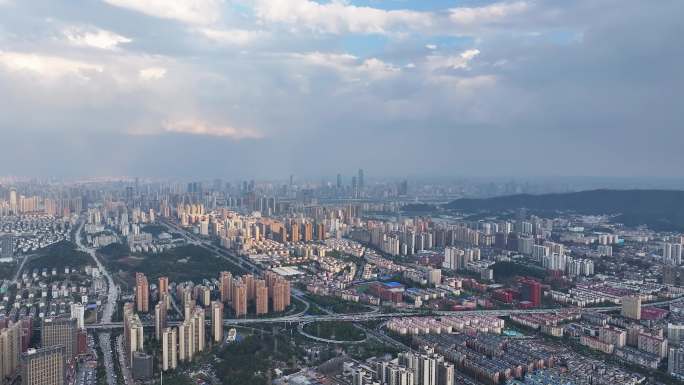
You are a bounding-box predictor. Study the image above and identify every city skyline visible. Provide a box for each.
[2,170,684,384]
[0,0,683,178]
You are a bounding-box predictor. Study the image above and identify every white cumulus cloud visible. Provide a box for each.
[426,49,481,71]
[254,0,432,34]
[291,52,400,80]
[449,1,529,26]
[161,119,263,139]
[0,51,103,79]
[103,0,221,25]
[63,26,132,50]
[139,67,167,80]
[196,27,263,45]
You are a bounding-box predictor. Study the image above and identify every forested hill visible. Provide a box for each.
[444,189,684,231]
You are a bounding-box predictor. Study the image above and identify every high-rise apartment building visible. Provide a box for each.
[438,362,454,385]
[0,235,14,258]
[158,276,169,296]
[599,326,627,348]
[184,300,194,321]
[192,307,205,354]
[211,302,224,343]
[638,333,668,358]
[154,302,167,340]
[255,281,269,316]
[161,328,177,371]
[290,223,300,243]
[243,274,255,301]
[20,346,65,385]
[69,303,85,330]
[398,347,452,385]
[303,223,313,242]
[198,286,211,307]
[1,321,21,384]
[178,320,195,362]
[265,271,291,313]
[622,296,642,320]
[219,272,232,303]
[127,316,144,366]
[520,279,542,307]
[41,318,77,362]
[272,280,289,313]
[669,347,684,379]
[668,323,684,346]
[122,303,144,366]
[8,189,17,215]
[135,273,149,313]
[232,281,247,318]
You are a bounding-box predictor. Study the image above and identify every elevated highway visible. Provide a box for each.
[84,297,684,330]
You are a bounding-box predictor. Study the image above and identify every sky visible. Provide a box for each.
[0,0,682,179]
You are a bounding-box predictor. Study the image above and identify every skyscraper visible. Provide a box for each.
[191,307,205,353]
[316,222,326,241]
[158,276,169,297]
[178,320,194,362]
[198,286,211,307]
[69,303,85,329]
[622,296,642,320]
[272,280,289,313]
[0,321,21,383]
[358,169,364,189]
[211,301,224,343]
[669,347,684,379]
[438,362,454,385]
[20,346,65,385]
[135,273,149,313]
[184,301,194,321]
[8,189,17,215]
[232,281,247,318]
[219,271,232,303]
[265,271,291,313]
[519,278,542,307]
[173,307,205,361]
[41,318,77,362]
[161,328,177,371]
[255,281,269,316]
[243,274,255,301]
[303,222,313,242]
[290,223,300,243]
[0,234,14,258]
[126,315,144,366]
[154,302,167,341]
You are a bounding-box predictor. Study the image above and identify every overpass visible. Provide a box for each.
[84,297,684,330]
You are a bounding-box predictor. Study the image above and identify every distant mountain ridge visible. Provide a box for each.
[444,189,684,231]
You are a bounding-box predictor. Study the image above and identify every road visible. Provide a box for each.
[11,252,31,284]
[297,321,368,344]
[75,219,119,385]
[116,334,134,385]
[85,295,684,331]
[161,218,262,274]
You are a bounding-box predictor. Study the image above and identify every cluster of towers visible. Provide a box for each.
[130,270,292,373]
[219,271,291,318]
